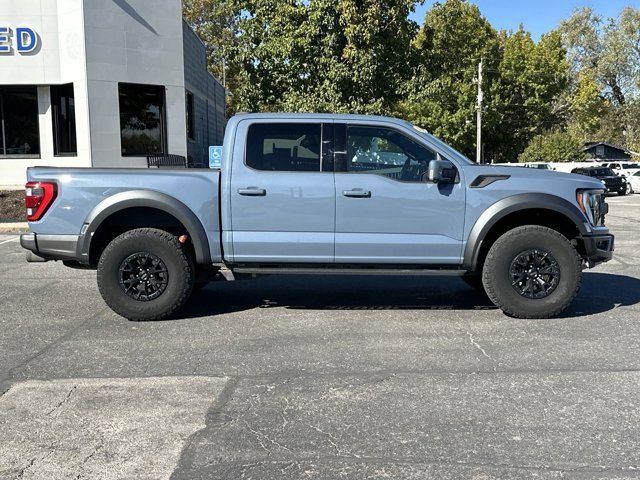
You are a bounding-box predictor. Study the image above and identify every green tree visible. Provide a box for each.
[558,7,640,150]
[566,68,610,140]
[231,0,420,114]
[398,0,500,158]
[488,29,570,162]
[559,7,640,107]
[400,2,569,162]
[518,130,586,163]
[182,0,242,113]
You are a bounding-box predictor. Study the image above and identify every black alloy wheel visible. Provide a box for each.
[118,252,169,301]
[509,249,560,299]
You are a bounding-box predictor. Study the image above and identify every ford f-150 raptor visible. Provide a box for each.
[20,113,614,320]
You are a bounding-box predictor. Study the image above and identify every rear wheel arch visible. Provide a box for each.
[464,194,589,272]
[78,190,211,266]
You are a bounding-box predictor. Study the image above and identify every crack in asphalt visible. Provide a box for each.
[466,330,495,363]
[46,384,78,415]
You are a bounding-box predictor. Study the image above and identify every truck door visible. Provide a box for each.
[229,121,335,263]
[333,123,466,264]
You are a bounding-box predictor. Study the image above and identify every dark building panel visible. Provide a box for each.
[182,21,226,167]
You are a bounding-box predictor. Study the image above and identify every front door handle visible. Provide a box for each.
[343,189,371,198]
[238,188,266,196]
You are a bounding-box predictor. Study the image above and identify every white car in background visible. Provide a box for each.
[603,161,640,174]
[628,170,640,194]
[523,162,555,170]
[603,162,640,194]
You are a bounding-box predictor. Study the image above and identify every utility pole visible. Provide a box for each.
[222,57,226,88]
[476,58,483,164]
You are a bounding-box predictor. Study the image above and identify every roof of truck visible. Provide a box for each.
[230,112,414,127]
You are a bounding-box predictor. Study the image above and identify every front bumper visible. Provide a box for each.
[579,232,614,267]
[20,233,80,262]
[603,183,626,194]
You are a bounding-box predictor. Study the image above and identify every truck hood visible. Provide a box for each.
[466,164,605,191]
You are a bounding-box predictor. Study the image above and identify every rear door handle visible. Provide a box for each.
[343,189,371,198]
[238,188,266,196]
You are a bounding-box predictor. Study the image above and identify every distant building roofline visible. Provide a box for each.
[582,141,630,154]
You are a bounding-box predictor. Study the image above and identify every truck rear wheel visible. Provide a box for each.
[97,228,195,321]
[482,225,582,319]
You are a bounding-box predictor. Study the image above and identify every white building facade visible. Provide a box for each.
[0,0,225,186]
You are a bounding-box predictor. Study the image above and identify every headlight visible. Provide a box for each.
[577,190,606,226]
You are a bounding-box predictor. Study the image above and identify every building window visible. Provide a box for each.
[118,83,166,156]
[186,91,195,141]
[596,145,605,157]
[51,84,77,156]
[0,86,40,157]
[246,123,321,172]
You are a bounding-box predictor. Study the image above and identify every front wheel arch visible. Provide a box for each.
[464,195,588,272]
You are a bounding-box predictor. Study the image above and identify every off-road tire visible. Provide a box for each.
[97,228,195,321]
[482,225,582,319]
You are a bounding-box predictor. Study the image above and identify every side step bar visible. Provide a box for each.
[231,266,467,277]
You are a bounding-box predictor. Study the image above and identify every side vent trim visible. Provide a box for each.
[470,175,511,189]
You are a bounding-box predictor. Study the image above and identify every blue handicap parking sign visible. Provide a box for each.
[209,146,223,169]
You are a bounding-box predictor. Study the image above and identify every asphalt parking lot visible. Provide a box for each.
[1,194,640,479]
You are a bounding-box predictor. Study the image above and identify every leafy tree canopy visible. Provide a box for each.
[182,1,640,160]
[518,131,586,163]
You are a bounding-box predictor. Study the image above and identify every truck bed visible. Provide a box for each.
[24,167,222,264]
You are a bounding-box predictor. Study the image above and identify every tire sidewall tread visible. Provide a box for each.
[97,228,194,321]
[482,225,582,319]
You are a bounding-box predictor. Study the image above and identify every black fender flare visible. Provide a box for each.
[463,193,590,270]
[76,190,211,265]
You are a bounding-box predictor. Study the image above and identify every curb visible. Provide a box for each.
[0,222,28,234]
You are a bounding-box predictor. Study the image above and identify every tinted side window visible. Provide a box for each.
[345,126,436,182]
[246,123,321,172]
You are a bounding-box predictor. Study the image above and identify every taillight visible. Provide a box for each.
[25,181,57,221]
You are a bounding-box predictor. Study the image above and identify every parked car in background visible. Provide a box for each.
[602,162,640,194]
[523,163,555,170]
[571,167,628,195]
[628,171,640,194]
[602,162,640,176]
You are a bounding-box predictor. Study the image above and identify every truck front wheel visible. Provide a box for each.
[97,228,195,321]
[482,225,582,319]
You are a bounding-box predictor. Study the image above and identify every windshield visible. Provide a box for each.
[411,125,475,165]
[590,168,615,177]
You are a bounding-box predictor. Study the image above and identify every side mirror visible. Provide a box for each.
[428,158,457,183]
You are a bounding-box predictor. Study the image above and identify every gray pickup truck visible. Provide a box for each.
[21,113,613,320]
